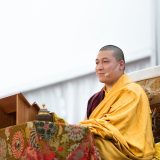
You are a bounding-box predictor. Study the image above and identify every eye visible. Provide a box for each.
[103,60,109,63]
[95,61,99,65]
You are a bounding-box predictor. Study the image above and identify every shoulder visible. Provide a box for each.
[88,90,102,101]
[89,91,100,98]
[123,82,147,98]
[128,82,144,91]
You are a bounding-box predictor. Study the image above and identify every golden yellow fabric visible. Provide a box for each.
[154,143,160,160]
[51,112,68,125]
[80,74,155,160]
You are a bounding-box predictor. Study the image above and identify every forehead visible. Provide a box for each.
[96,50,115,60]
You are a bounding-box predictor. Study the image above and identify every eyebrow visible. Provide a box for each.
[95,57,110,61]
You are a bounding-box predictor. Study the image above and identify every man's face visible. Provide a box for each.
[95,50,124,85]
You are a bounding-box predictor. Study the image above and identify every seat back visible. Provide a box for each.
[129,66,160,143]
[137,77,160,143]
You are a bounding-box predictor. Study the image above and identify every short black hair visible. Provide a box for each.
[99,45,125,63]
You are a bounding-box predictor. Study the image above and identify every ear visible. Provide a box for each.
[119,60,125,70]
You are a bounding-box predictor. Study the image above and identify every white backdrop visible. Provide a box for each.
[23,58,151,124]
[24,74,102,124]
[0,0,155,98]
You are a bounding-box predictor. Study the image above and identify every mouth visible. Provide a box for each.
[97,73,105,77]
[97,73,105,75]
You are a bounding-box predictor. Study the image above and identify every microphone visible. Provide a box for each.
[105,72,110,77]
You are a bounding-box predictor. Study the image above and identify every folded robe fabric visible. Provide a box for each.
[80,74,155,160]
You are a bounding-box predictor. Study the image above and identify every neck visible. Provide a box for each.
[105,83,114,91]
[105,73,124,90]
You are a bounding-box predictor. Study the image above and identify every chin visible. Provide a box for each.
[98,78,106,83]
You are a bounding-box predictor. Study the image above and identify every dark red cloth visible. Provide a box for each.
[87,89,105,118]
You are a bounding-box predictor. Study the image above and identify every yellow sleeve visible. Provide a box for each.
[80,90,141,145]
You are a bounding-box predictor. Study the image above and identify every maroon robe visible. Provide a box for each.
[87,89,105,118]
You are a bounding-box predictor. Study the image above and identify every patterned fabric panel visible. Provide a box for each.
[154,142,160,160]
[0,121,101,160]
[137,77,160,143]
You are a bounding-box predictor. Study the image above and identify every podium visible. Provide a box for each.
[0,93,39,129]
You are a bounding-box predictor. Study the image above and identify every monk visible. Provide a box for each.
[80,45,155,159]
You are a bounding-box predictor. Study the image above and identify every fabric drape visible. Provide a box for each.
[80,74,155,160]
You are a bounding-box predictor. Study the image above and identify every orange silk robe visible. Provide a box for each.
[80,74,155,160]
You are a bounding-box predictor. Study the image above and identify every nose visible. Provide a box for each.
[96,63,104,70]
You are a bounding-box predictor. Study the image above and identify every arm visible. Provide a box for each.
[80,90,141,146]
